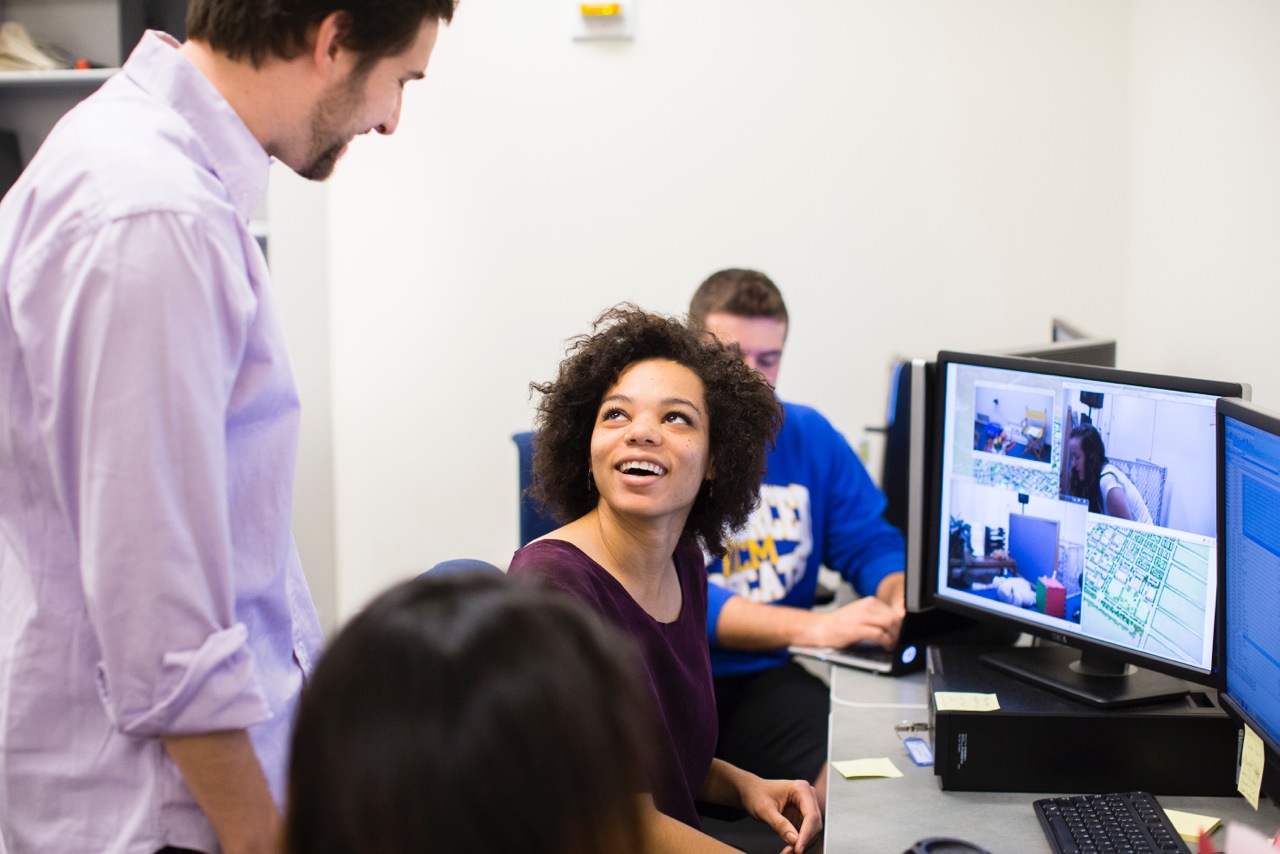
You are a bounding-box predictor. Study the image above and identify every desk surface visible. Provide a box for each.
[824,663,1280,853]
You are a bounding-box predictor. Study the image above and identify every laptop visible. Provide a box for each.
[789,608,1018,676]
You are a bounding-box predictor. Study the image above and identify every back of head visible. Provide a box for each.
[688,267,789,327]
[286,571,651,854]
[1070,423,1108,466]
[186,0,457,69]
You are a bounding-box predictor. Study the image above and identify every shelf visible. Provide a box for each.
[0,68,118,88]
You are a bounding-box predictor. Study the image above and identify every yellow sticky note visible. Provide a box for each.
[832,758,904,779]
[1163,808,1221,842]
[1238,724,1265,810]
[934,691,1000,712]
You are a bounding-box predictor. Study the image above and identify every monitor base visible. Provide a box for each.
[980,645,1191,709]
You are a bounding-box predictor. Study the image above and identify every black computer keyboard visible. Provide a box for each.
[1033,792,1191,854]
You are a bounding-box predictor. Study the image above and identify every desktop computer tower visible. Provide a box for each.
[926,645,1238,795]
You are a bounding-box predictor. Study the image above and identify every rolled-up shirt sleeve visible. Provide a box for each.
[17,208,271,736]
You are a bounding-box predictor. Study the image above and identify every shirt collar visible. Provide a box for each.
[122,31,271,224]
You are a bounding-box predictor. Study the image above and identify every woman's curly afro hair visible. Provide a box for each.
[529,304,783,557]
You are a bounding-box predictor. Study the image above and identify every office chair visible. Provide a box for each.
[1105,457,1166,525]
[420,559,503,578]
[1020,408,1047,460]
[512,431,561,546]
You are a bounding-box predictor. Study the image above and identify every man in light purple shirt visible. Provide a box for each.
[0,2,455,852]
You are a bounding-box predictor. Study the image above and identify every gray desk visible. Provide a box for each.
[823,663,1280,853]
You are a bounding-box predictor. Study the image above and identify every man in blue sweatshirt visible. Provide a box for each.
[690,268,906,807]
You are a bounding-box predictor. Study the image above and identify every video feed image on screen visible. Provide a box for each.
[938,361,1219,676]
[1221,410,1280,758]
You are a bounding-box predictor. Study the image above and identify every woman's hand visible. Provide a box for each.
[700,759,823,852]
[739,774,823,853]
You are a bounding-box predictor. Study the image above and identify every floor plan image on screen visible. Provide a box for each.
[1081,525,1211,666]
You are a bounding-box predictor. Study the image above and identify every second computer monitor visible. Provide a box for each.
[1216,398,1280,799]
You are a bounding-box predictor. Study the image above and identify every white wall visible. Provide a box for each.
[269,170,338,633]
[271,1,1279,625]
[1125,0,1280,397]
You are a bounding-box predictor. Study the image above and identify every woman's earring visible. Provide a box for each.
[587,468,595,492]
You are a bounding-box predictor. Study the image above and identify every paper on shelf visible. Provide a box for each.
[0,23,64,72]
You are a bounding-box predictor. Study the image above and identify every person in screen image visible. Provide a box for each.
[509,305,822,853]
[285,571,653,854]
[1067,425,1153,523]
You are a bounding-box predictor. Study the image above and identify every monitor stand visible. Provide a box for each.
[980,645,1191,709]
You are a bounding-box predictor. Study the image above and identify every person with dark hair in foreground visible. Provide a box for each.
[0,1,455,851]
[287,571,653,854]
[689,268,907,809]
[509,305,822,853]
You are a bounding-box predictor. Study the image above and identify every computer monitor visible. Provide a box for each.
[882,358,934,612]
[1216,398,1280,800]
[926,350,1248,708]
[1052,317,1091,342]
[989,337,1118,369]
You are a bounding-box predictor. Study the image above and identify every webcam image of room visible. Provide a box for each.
[940,364,1218,670]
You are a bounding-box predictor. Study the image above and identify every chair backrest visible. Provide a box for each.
[1105,457,1166,525]
[419,559,503,580]
[1025,408,1047,426]
[513,431,561,547]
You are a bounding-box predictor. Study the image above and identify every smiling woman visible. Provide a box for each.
[527,304,781,557]
[508,305,823,853]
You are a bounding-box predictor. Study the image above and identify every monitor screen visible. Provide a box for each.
[1216,398,1280,787]
[928,350,1247,707]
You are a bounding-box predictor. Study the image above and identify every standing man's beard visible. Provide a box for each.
[298,140,347,181]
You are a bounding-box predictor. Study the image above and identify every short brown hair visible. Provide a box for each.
[187,0,456,70]
[530,304,783,557]
[689,268,789,327]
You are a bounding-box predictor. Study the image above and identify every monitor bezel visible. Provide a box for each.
[988,337,1118,369]
[925,349,1248,687]
[1215,397,1280,764]
[880,357,936,613]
